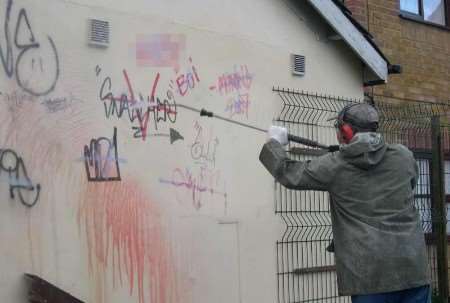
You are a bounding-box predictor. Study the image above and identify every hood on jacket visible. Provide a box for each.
[340,132,386,169]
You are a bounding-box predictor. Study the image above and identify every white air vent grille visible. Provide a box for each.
[292,54,305,76]
[88,19,110,47]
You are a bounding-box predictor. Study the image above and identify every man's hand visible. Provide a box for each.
[268,125,288,145]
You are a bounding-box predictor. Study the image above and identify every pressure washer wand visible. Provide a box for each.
[177,104,337,151]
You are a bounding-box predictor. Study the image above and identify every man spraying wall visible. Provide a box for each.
[259,103,431,303]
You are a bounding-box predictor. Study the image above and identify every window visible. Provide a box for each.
[400,0,448,26]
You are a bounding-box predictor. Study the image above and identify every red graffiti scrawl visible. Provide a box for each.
[78,181,180,303]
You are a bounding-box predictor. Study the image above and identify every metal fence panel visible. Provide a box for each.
[272,88,450,303]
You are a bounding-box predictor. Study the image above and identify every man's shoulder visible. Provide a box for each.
[313,150,346,168]
[387,143,413,155]
[385,143,416,163]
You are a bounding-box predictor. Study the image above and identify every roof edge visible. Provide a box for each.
[307,0,388,82]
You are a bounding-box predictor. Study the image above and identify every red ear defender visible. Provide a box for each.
[340,123,354,143]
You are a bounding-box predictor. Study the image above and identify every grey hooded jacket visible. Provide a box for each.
[259,132,430,295]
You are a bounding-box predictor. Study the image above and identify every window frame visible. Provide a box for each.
[399,0,450,29]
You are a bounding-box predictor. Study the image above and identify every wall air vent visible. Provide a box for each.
[292,54,305,76]
[88,19,110,48]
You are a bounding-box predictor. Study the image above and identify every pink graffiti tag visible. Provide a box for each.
[172,57,200,97]
[159,167,227,210]
[209,65,253,119]
[225,93,250,119]
[209,65,252,95]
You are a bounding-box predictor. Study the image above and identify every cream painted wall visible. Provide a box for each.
[0,0,364,302]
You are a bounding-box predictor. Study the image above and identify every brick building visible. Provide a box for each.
[344,0,450,102]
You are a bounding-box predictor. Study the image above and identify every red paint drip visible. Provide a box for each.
[78,181,180,303]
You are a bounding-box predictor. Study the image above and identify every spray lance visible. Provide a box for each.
[177,104,339,152]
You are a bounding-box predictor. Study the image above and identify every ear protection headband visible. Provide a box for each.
[340,123,354,143]
[335,105,355,144]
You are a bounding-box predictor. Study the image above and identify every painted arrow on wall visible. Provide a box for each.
[132,127,184,144]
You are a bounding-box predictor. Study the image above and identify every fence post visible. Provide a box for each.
[431,115,449,302]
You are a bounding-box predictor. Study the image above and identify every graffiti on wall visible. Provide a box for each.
[159,166,227,210]
[0,89,36,111]
[209,65,252,95]
[225,93,250,118]
[209,65,253,118]
[136,34,186,70]
[96,66,180,141]
[78,181,181,303]
[0,89,79,114]
[40,93,83,113]
[0,148,40,207]
[132,127,184,145]
[84,127,121,182]
[190,121,219,167]
[171,57,200,98]
[0,0,60,96]
[160,121,227,211]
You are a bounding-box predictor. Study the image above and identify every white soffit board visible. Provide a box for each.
[307,0,388,82]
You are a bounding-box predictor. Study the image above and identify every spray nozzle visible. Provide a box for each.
[200,109,214,117]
